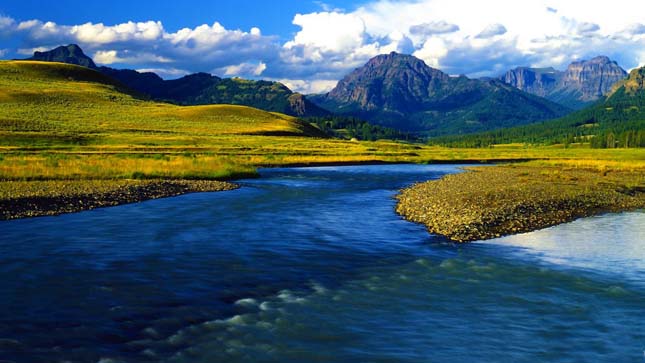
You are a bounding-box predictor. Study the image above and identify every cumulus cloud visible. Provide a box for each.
[3,0,645,93]
[409,21,460,37]
[93,50,121,64]
[0,15,15,33]
[221,61,267,77]
[576,22,600,35]
[476,24,507,39]
[625,23,645,35]
[284,12,367,56]
[2,17,276,77]
[278,79,339,94]
[274,0,645,91]
[136,67,190,79]
[93,50,171,65]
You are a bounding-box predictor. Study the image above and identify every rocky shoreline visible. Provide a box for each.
[0,179,238,220]
[396,165,645,242]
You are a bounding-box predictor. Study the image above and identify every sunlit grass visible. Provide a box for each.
[0,60,643,195]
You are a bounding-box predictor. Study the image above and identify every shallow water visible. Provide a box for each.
[0,165,643,363]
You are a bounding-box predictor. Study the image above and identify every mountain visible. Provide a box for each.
[25,45,327,117]
[432,65,645,148]
[310,52,571,135]
[28,44,97,69]
[501,56,627,109]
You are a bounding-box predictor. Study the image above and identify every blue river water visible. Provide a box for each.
[0,164,643,363]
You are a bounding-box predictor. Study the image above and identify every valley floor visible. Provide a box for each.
[2,146,644,243]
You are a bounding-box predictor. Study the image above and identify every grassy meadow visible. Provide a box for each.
[0,60,644,204]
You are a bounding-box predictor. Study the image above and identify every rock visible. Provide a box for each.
[396,165,645,242]
[501,56,628,109]
[29,44,97,69]
[310,52,570,133]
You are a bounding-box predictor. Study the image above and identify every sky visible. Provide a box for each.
[2,0,645,94]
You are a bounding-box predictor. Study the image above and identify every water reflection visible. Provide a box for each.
[485,212,645,285]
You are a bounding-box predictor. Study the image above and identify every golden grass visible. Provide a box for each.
[0,60,643,197]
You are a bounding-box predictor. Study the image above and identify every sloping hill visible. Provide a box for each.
[430,65,645,148]
[0,60,324,141]
[311,52,570,135]
[28,45,328,117]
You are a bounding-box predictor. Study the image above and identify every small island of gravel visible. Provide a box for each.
[396,163,645,242]
[0,179,237,220]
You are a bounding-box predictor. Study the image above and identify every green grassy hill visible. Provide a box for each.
[27,44,329,118]
[0,61,325,145]
[0,60,641,187]
[0,60,440,182]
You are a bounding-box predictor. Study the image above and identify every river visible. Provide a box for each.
[1,165,643,362]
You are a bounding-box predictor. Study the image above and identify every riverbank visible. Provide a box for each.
[396,163,645,242]
[0,179,237,220]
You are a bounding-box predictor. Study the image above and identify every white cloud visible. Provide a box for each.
[476,24,508,39]
[625,23,645,36]
[93,49,171,65]
[3,17,275,77]
[221,61,267,77]
[285,12,367,56]
[275,0,645,85]
[136,67,190,79]
[93,50,120,64]
[14,19,165,44]
[278,79,338,94]
[413,38,448,68]
[3,0,645,92]
[0,15,15,32]
[409,21,460,37]
[576,22,600,35]
[0,49,7,58]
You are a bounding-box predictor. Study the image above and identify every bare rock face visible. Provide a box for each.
[501,56,627,109]
[560,56,628,101]
[500,67,559,98]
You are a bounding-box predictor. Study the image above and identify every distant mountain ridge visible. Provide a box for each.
[311,52,571,135]
[432,63,645,148]
[27,45,328,117]
[501,56,627,109]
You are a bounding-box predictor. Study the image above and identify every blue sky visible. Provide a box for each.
[2,0,645,93]
[0,0,330,40]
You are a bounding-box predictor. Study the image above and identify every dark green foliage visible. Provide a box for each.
[429,86,645,148]
[305,116,415,141]
[101,70,329,117]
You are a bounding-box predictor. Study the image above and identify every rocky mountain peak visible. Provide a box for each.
[327,52,451,112]
[30,44,97,69]
[561,56,627,101]
[500,56,627,108]
[313,52,569,133]
[587,55,612,64]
